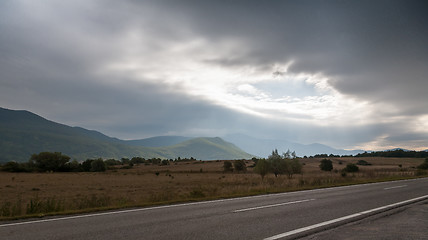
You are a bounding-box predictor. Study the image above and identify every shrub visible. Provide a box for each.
[417,158,428,170]
[161,160,169,166]
[223,161,233,172]
[343,163,359,173]
[188,189,205,198]
[266,149,302,178]
[356,160,372,166]
[104,159,121,166]
[254,159,270,180]
[90,159,106,172]
[68,160,81,172]
[289,158,302,178]
[30,152,70,172]
[233,160,247,172]
[319,159,333,171]
[1,161,30,172]
[415,169,427,176]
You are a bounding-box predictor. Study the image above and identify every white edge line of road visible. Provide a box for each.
[263,194,428,240]
[0,177,426,228]
[233,199,315,213]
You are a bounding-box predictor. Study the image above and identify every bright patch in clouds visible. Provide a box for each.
[106,40,371,126]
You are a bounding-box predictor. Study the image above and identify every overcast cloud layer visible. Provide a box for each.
[1,0,427,151]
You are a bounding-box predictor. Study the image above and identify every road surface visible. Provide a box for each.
[1,178,427,240]
[300,199,428,240]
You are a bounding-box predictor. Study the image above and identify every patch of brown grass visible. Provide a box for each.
[0,158,426,219]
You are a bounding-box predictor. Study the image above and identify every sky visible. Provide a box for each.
[1,0,428,151]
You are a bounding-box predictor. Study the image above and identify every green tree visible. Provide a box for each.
[283,149,291,159]
[1,161,28,172]
[288,158,302,178]
[268,149,285,177]
[68,160,81,172]
[30,152,70,172]
[81,159,94,172]
[291,151,297,159]
[104,159,121,166]
[90,158,106,172]
[319,159,333,171]
[121,158,130,165]
[254,158,270,180]
[267,149,302,178]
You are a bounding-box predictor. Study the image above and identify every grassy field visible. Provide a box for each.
[1,157,427,220]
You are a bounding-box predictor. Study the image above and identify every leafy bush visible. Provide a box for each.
[161,160,170,166]
[90,159,106,172]
[343,163,359,173]
[188,189,205,198]
[417,158,428,170]
[266,149,302,178]
[254,159,270,180]
[30,152,70,172]
[1,161,30,172]
[356,160,372,166]
[233,160,247,172]
[289,159,302,177]
[104,159,121,166]
[223,161,233,172]
[81,159,94,172]
[319,159,333,171]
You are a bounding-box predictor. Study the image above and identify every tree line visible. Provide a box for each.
[0,152,200,173]
[355,149,428,158]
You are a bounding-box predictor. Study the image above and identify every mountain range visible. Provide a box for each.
[0,107,252,163]
[0,107,368,163]
[222,134,365,158]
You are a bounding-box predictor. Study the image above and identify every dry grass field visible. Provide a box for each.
[1,157,426,220]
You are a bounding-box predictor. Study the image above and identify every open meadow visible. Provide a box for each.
[1,157,427,220]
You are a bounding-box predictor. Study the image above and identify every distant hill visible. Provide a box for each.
[0,107,252,162]
[223,133,364,158]
[166,137,253,160]
[124,136,191,147]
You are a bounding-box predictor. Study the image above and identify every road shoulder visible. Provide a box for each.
[300,200,428,240]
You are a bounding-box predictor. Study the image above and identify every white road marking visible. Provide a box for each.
[384,185,407,190]
[233,199,315,213]
[264,194,428,240]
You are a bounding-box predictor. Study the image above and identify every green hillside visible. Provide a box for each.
[164,137,253,160]
[0,107,252,162]
[124,136,191,147]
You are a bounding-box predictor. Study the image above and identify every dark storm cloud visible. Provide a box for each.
[1,0,427,150]
[162,0,428,110]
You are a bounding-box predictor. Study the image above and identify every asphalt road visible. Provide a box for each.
[300,199,428,240]
[1,178,427,240]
